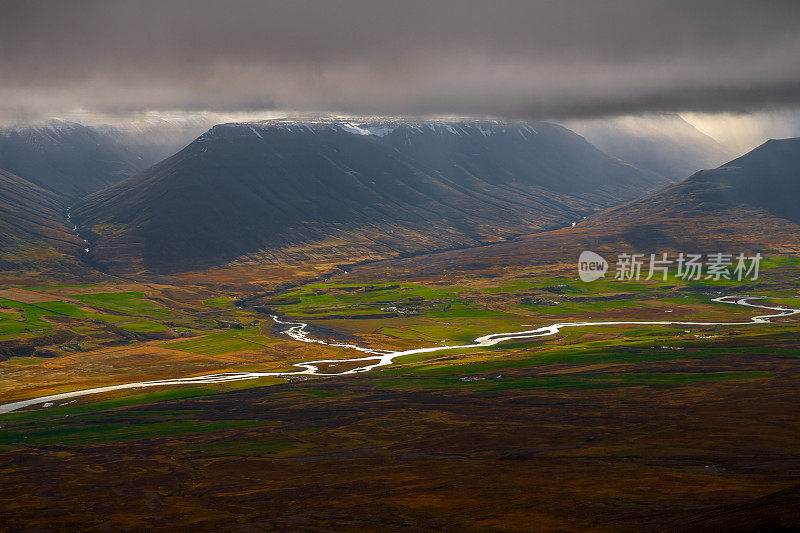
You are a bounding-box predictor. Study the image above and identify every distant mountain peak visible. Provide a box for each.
[0,119,214,200]
[567,113,734,182]
[573,135,800,253]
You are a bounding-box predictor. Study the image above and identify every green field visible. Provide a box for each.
[168,326,278,355]
[69,292,173,317]
[0,292,175,336]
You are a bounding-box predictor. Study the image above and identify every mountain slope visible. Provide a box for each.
[73,119,667,274]
[0,168,84,271]
[0,119,212,201]
[350,137,800,280]
[580,136,800,249]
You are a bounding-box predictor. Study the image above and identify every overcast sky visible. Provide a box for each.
[2,0,800,126]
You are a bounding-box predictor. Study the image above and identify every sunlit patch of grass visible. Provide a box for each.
[760,256,800,270]
[0,297,139,334]
[0,377,291,448]
[760,296,800,307]
[0,419,262,446]
[168,326,278,355]
[118,320,170,333]
[516,298,640,315]
[379,324,798,376]
[0,298,56,332]
[68,292,173,318]
[0,357,44,366]
[272,281,467,316]
[0,387,219,422]
[203,296,235,308]
[425,302,516,318]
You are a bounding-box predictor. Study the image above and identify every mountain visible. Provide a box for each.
[0,168,84,272]
[350,137,800,279]
[568,114,734,182]
[579,136,800,251]
[73,119,668,275]
[0,118,212,201]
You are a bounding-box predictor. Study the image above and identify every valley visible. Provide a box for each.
[1,291,797,415]
[5,4,800,530]
[2,119,800,532]
[1,260,800,531]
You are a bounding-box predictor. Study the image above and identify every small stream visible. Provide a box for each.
[65,206,91,255]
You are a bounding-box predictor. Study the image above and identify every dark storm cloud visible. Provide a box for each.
[1,0,799,121]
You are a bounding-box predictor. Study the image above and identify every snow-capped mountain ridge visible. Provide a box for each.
[201,118,541,141]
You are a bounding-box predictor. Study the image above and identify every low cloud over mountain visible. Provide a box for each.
[2,1,800,122]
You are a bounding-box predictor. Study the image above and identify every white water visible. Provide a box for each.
[0,295,797,414]
[65,206,91,254]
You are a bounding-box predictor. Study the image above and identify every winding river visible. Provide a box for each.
[0,295,797,415]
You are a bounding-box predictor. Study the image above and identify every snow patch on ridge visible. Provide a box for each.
[338,123,372,136]
[220,119,544,141]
